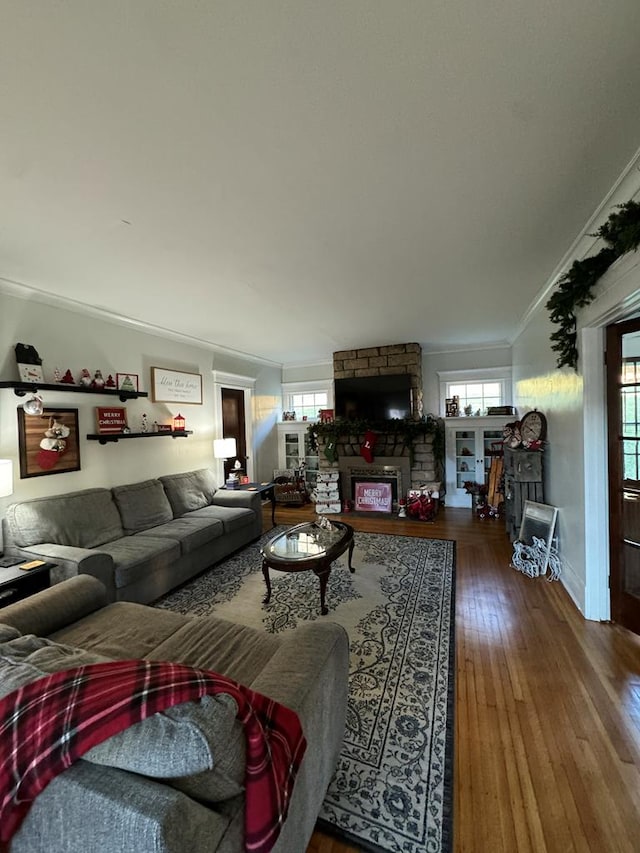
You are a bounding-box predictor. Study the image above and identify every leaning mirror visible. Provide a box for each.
[512,500,560,579]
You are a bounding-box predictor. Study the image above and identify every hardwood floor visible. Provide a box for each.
[262,502,640,853]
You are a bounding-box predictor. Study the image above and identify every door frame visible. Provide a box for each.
[212,371,256,484]
[580,252,640,620]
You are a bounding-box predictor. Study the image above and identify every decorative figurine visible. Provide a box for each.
[91,369,105,389]
[53,367,62,383]
[79,368,92,387]
[398,498,407,518]
[140,413,149,433]
[60,369,75,384]
[105,374,116,387]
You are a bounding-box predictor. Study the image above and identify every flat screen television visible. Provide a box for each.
[334,374,413,420]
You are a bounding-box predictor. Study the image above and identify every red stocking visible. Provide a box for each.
[360,430,377,464]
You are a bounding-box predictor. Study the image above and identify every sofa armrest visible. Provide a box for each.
[7,543,116,601]
[211,490,262,515]
[0,575,108,637]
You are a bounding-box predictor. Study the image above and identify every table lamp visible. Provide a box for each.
[213,438,238,486]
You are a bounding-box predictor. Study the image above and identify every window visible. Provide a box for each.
[447,381,502,415]
[622,358,640,480]
[438,367,512,417]
[282,382,332,421]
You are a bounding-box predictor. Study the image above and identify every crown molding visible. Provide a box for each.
[513,143,640,343]
[0,276,282,369]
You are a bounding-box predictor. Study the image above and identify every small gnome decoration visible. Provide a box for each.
[79,368,92,387]
[91,370,105,389]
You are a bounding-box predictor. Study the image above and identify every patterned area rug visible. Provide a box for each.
[155,528,456,853]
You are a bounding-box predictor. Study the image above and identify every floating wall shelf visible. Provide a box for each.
[0,381,148,403]
[87,430,193,445]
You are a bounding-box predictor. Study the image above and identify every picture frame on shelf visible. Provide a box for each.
[150,367,203,405]
[116,373,139,393]
[95,406,128,434]
[17,407,81,479]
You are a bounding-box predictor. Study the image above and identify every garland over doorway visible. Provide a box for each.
[546,199,640,369]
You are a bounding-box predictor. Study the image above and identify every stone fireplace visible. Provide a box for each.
[314,343,443,511]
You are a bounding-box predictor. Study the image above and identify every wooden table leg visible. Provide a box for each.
[347,537,355,573]
[314,564,331,616]
[262,560,272,604]
[268,488,276,527]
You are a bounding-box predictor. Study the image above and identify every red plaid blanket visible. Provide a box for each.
[0,659,306,852]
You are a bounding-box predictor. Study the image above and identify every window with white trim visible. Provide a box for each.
[438,367,512,416]
[282,382,332,421]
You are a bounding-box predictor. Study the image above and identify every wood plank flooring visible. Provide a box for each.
[261,502,640,853]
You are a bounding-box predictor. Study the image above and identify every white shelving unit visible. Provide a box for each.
[276,421,319,491]
[444,416,506,507]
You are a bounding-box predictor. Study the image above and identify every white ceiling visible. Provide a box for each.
[2,2,640,366]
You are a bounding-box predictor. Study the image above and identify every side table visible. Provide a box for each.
[220,481,276,527]
[0,560,55,608]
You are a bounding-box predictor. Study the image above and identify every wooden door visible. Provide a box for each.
[221,388,246,480]
[607,317,640,635]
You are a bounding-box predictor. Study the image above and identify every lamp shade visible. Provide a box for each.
[0,459,14,498]
[213,438,237,459]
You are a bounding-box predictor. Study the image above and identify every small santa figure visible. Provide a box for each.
[91,370,105,389]
[79,368,92,387]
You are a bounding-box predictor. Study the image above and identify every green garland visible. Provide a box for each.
[307,415,445,467]
[546,199,640,370]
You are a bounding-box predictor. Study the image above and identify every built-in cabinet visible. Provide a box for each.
[444,416,506,507]
[276,422,319,490]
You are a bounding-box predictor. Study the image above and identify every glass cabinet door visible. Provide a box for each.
[284,432,302,469]
[482,429,503,483]
[455,430,476,489]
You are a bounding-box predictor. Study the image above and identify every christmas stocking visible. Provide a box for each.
[360,430,377,463]
[324,440,338,463]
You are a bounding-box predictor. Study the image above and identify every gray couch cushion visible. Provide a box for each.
[148,616,282,687]
[184,504,255,535]
[141,516,224,555]
[85,692,246,801]
[0,633,110,698]
[95,536,181,589]
[5,489,123,549]
[112,480,174,534]
[159,469,218,517]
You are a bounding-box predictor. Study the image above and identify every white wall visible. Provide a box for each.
[0,289,282,519]
[511,304,587,610]
[512,248,640,619]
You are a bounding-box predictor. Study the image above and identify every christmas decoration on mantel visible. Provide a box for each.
[308,415,444,467]
[546,199,640,370]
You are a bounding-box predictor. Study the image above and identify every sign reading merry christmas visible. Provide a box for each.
[354,482,393,513]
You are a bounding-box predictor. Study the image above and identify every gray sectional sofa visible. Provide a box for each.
[0,574,350,853]
[1,469,263,604]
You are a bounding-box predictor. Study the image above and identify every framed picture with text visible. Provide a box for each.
[151,367,203,405]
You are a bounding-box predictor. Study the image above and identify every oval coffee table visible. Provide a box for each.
[260,520,355,615]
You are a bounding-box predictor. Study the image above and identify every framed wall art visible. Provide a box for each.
[151,367,203,405]
[116,373,139,393]
[17,407,81,479]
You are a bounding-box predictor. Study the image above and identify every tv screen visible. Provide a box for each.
[334,374,413,420]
